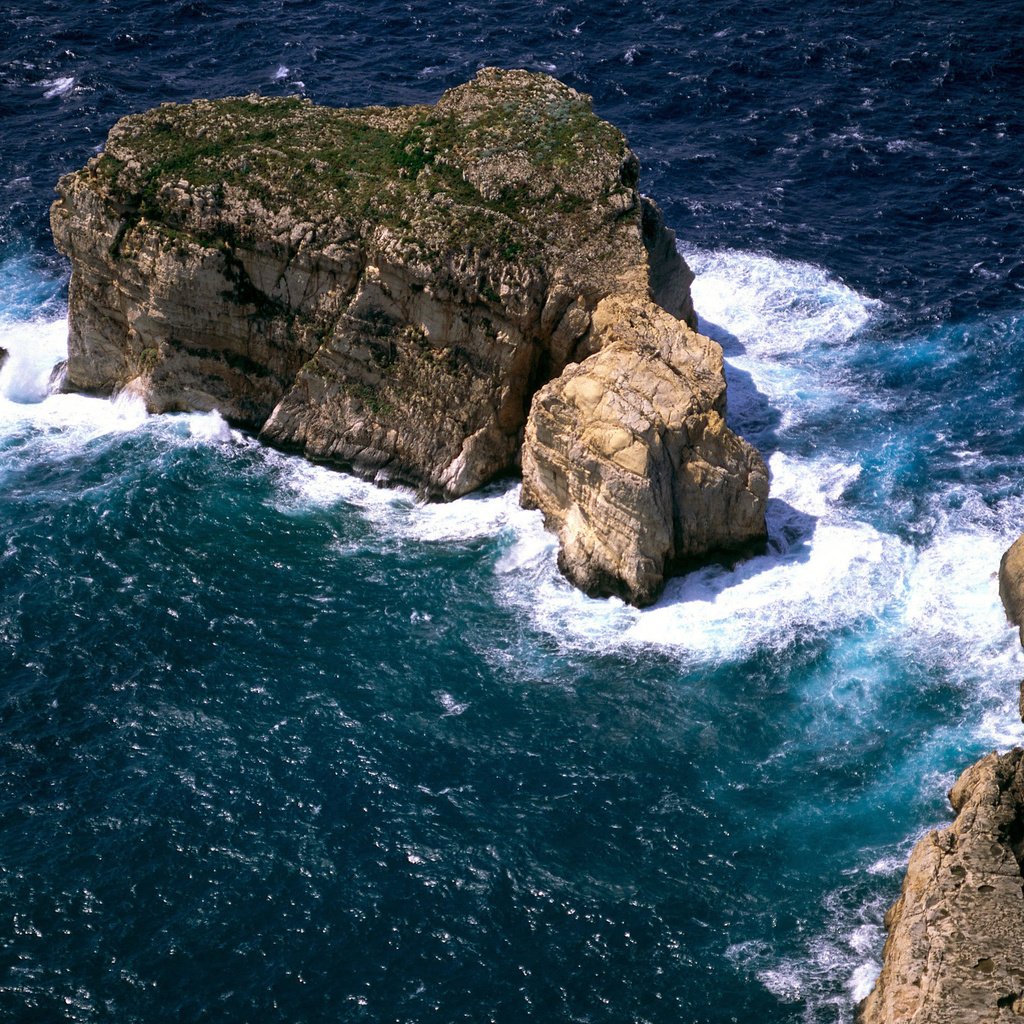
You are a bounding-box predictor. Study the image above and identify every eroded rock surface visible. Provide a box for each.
[521,292,767,605]
[858,748,1024,1023]
[51,68,766,604]
[1000,535,1024,645]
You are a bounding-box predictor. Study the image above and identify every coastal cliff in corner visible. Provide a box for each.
[51,68,768,605]
[858,748,1024,1023]
[859,540,1024,1024]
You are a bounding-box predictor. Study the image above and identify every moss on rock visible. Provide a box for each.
[88,69,635,274]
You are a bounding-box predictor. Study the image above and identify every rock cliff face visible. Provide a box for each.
[521,292,767,605]
[858,748,1024,1023]
[1000,535,1024,645]
[51,68,767,605]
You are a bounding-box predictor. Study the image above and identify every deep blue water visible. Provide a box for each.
[3,3,1024,1022]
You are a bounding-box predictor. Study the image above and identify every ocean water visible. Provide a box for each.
[3,3,1024,1021]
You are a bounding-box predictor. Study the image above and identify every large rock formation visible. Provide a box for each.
[1000,535,1024,645]
[858,748,1024,1023]
[51,68,767,605]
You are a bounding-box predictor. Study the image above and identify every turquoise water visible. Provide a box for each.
[3,246,1023,1021]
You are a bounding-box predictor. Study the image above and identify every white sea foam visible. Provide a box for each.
[623,478,903,659]
[487,445,905,661]
[688,247,879,357]
[901,527,1021,668]
[0,307,266,467]
[894,507,1024,748]
[0,316,156,444]
[865,854,905,876]
[729,890,889,1022]
[848,961,881,1003]
[399,487,521,544]
[435,691,469,716]
[185,410,233,444]
[269,453,525,544]
[0,317,68,403]
[41,76,76,99]
[274,65,289,80]
[686,247,882,434]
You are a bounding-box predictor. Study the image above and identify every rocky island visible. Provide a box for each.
[51,68,768,605]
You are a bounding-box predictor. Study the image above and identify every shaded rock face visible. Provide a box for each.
[858,749,1024,1023]
[1000,535,1024,645]
[51,67,767,605]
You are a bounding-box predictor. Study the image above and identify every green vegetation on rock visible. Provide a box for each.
[89,69,634,269]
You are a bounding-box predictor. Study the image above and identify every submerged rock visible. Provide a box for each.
[1000,535,1024,645]
[858,748,1024,1023]
[51,67,767,604]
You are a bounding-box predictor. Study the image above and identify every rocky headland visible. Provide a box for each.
[51,68,767,605]
[858,747,1024,1023]
[859,538,1024,1023]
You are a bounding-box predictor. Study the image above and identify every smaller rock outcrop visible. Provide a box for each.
[858,748,1024,1023]
[1000,535,1024,645]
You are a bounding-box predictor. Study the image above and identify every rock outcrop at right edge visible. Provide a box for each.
[1000,535,1024,646]
[857,748,1024,1023]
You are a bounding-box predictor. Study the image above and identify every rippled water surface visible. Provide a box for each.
[3,3,1024,1021]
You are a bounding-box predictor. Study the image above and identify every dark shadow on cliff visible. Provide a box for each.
[648,315,817,606]
[763,499,817,558]
[698,316,782,455]
[706,315,818,552]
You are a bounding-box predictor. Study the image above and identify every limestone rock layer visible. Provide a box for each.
[858,749,1024,1024]
[51,68,767,605]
